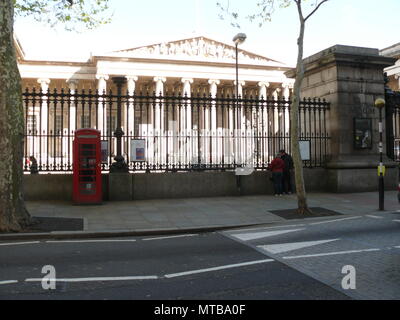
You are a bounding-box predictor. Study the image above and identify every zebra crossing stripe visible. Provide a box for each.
[258,239,340,254]
[231,229,304,241]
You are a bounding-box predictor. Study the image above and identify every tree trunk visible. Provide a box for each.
[290,3,312,215]
[0,0,31,232]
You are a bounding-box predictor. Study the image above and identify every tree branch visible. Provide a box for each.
[304,0,328,21]
[295,0,304,21]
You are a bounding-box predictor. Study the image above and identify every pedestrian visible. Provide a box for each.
[29,155,39,174]
[280,149,294,194]
[267,153,285,196]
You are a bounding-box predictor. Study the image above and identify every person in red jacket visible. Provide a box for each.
[267,154,285,196]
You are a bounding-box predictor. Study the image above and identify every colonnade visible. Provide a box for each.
[26,76,293,168]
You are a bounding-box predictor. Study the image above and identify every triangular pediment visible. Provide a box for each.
[109,36,285,66]
[13,35,25,61]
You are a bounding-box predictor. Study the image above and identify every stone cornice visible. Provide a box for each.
[285,45,396,79]
[93,55,291,72]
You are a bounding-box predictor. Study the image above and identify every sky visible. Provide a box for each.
[14,0,400,67]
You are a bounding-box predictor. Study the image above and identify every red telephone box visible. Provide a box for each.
[73,129,102,205]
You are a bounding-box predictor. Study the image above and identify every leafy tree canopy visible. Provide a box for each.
[13,0,112,31]
[217,0,327,28]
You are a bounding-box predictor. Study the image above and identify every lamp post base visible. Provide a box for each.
[110,156,129,173]
[379,175,384,211]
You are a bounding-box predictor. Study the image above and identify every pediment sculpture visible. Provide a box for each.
[116,37,272,64]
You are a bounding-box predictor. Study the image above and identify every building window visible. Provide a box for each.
[81,115,91,129]
[26,115,37,134]
[107,115,116,135]
[55,115,63,136]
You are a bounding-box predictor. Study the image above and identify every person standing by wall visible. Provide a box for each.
[268,154,285,196]
[280,149,294,194]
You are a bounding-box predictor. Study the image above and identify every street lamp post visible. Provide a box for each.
[375,98,386,211]
[233,33,246,195]
[110,76,129,173]
[233,32,247,118]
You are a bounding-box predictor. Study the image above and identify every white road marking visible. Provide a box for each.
[165,259,275,279]
[258,239,340,254]
[282,248,381,260]
[393,220,400,223]
[45,240,137,244]
[231,229,304,242]
[25,275,158,283]
[143,234,198,241]
[366,215,383,219]
[310,216,362,225]
[230,224,306,233]
[0,280,18,285]
[0,241,40,247]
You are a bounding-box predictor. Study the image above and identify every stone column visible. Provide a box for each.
[153,77,166,165]
[126,76,138,162]
[282,83,292,140]
[258,82,269,100]
[234,80,246,164]
[181,78,194,164]
[285,45,397,192]
[37,78,50,166]
[181,78,193,129]
[272,87,281,136]
[67,79,78,167]
[126,76,138,134]
[208,79,220,164]
[258,82,270,164]
[96,74,109,134]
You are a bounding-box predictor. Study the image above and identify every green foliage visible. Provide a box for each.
[217,0,291,28]
[217,0,327,28]
[13,0,112,31]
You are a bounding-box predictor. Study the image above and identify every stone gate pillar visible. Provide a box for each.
[286,45,397,192]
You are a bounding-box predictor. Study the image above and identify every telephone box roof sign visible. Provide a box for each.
[75,128,101,136]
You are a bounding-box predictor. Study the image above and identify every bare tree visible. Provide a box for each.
[217,0,329,214]
[0,0,111,232]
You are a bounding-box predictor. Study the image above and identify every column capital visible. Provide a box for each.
[96,74,109,81]
[126,76,138,93]
[66,79,79,91]
[126,75,139,82]
[258,81,270,88]
[153,76,167,83]
[37,78,50,91]
[234,80,246,86]
[281,82,294,89]
[208,79,221,85]
[181,78,194,84]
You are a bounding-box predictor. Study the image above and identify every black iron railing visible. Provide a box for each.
[22,88,331,172]
[385,85,400,161]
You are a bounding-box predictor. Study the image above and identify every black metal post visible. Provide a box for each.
[235,43,241,195]
[378,107,384,210]
[110,76,129,173]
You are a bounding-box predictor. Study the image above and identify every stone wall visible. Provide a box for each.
[23,168,330,201]
[286,45,398,193]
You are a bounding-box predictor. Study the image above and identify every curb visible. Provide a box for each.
[0,223,266,241]
[1,210,394,242]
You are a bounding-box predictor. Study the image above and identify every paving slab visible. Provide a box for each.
[0,191,398,240]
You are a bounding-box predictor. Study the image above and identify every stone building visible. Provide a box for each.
[380,42,400,90]
[16,35,296,169]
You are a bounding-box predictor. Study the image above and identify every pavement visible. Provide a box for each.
[0,191,399,241]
